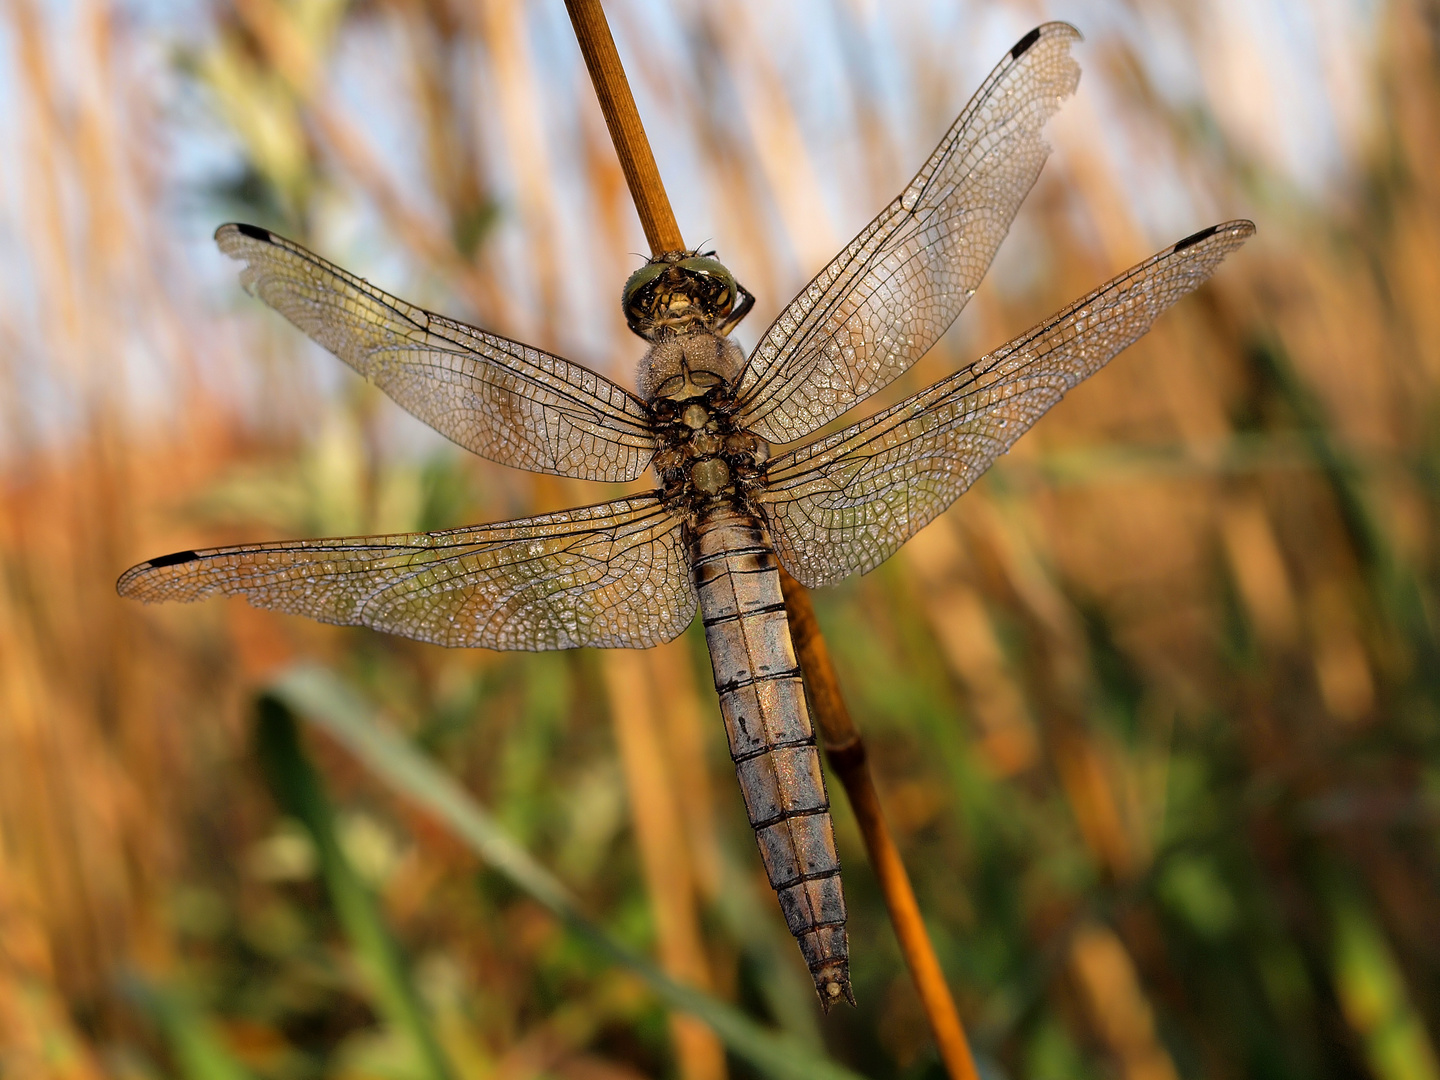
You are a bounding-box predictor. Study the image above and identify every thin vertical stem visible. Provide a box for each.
[565,5,978,1077]
[563,0,684,255]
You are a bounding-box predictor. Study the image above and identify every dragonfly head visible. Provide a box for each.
[622,251,740,340]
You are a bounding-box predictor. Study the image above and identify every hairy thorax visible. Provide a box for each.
[639,331,770,511]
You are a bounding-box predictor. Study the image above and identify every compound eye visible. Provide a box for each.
[678,256,737,308]
[622,261,667,310]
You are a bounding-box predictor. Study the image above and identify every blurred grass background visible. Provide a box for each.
[1,0,1438,1077]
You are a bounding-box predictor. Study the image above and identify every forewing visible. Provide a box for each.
[736,23,1082,444]
[216,224,656,482]
[757,222,1255,587]
[117,495,695,650]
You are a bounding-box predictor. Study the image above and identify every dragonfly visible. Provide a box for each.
[119,22,1252,1008]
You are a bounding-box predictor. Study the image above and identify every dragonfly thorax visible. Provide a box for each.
[630,253,766,510]
[650,382,770,508]
[636,330,747,402]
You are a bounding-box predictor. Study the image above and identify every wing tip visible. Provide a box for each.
[116,549,200,598]
[1172,224,1219,252]
[1013,21,1084,60]
[1011,27,1042,58]
[1173,219,1257,253]
[147,549,201,568]
[215,222,275,246]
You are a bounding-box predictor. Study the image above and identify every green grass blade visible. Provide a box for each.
[1250,335,1440,673]
[268,663,867,1080]
[254,696,455,1080]
[125,977,256,1080]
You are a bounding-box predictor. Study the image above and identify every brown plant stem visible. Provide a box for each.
[565,4,978,1076]
[779,568,980,1080]
[563,0,683,255]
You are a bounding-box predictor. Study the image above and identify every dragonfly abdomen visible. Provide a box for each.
[687,504,853,1008]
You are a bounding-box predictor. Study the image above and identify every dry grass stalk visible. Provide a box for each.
[602,649,726,1080]
[1069,923,1181,1080]
[644,644,725,907]
[901,523,1039,777]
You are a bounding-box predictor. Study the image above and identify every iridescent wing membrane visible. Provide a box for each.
[215,224,656,483]
[735,22,1082,445]
[757,222,1255,587]
[117,496,694,650]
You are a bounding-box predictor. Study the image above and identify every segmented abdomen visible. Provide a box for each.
[688,503,852,1007]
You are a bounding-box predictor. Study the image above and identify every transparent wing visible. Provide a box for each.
[756,222,1255,587]
[117,495,695,650]
[736,23,1083,444]
[216,225,656,482]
